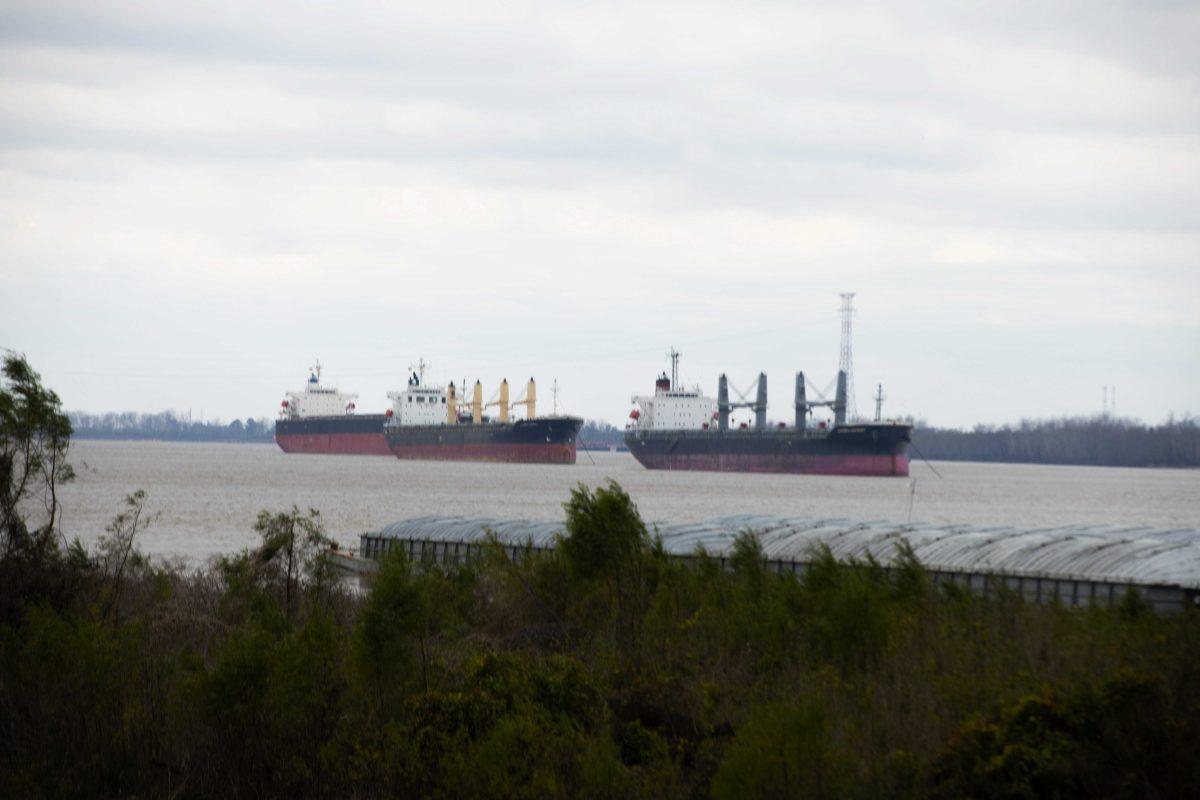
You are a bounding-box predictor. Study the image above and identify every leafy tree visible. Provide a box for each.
[1,351,74,554]
[712,698,853,800]
[928,671,1192,799]
[559,481,654,645]
[353,548,428,695]
[252,506,330,626]
[0,352,78,623]
[95,489,153,624]
[560,481,649,583]
[799,545,897,671]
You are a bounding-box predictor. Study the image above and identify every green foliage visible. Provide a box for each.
[0,603,183,798]
[190,609,347,797]
[559,480,656,645]
[1,466,1198,799]
[252,506,331,625]
[96,489,152,623]
[1117,586,1153,619]
[442,654,622,799]
[616,720,669,767]
[353,547,427,695]
[730,530,768,603]
[929,671,1197,798]
[560,480,649,584]
[0,352,74,544]
[0,352,77,623]
[799,544,897,670]
[712,698,854,800]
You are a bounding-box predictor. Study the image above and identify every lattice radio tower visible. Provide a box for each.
[839,292,858,421]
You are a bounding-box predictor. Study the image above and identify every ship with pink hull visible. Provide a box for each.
[624,353,910,477]
[274,362,581,463]
[274,364,391,455]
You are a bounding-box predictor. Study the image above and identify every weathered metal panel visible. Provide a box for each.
[354,514,1200,613]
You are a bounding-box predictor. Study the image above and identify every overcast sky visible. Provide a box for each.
[1,0,1197,428]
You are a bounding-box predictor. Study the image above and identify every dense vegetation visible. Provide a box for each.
[69,410,275,443]
[912,416,1200,468]
[5,355,1200,797]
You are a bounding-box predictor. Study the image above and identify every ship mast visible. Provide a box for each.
[408,358,429,384]
[667,347,680,388]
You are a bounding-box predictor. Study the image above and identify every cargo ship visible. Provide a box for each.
[275,362,584,463]
[384,368,583,464]
[624,353,910,477]
[274,364,391,455]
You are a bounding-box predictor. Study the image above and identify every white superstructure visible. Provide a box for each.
[628,372,716,431]
[280,362,359,419]
[387,370,449,426]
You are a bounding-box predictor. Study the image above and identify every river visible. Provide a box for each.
[56,440,1200,563]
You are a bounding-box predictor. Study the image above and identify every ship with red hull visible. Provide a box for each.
[626,424,910,476]
[625,353,910,477]
[385,369,581,464]
[276,363,582,464]
[386,416,582,464]
[275,414,390,455]
[274,364,390,456]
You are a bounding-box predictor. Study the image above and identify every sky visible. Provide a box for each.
[1,0,1197,428]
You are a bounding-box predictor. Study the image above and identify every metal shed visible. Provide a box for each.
[358,515,1200,614]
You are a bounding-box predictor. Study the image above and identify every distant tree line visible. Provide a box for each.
[912,416,1200,468]
[69,410,275,443]
[64,406,1200,467]
[580,420,626,450]
[69,411,633,449]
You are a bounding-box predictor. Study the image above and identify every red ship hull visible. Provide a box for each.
[274,431,392,456]
[625,423,912,477]
[630,451,908,477]
[387,442,576,464]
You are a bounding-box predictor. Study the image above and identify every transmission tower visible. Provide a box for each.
[839,293,858,421]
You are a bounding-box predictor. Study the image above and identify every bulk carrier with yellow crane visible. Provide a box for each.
[383,362,583,464]
[275,360,582,463]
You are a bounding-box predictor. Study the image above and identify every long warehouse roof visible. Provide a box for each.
[373,515,1200,590]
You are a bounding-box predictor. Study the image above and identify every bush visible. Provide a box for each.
[712,698,853,800]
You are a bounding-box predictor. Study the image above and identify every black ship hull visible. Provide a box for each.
[625,423,911,476]
[386,416,584,464]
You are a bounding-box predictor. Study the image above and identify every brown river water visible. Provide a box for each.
[56,440,1200,564]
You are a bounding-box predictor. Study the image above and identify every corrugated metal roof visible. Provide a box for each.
[371,515,1200,590]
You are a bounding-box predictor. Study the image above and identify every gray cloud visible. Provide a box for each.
[0,0,1197,426]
